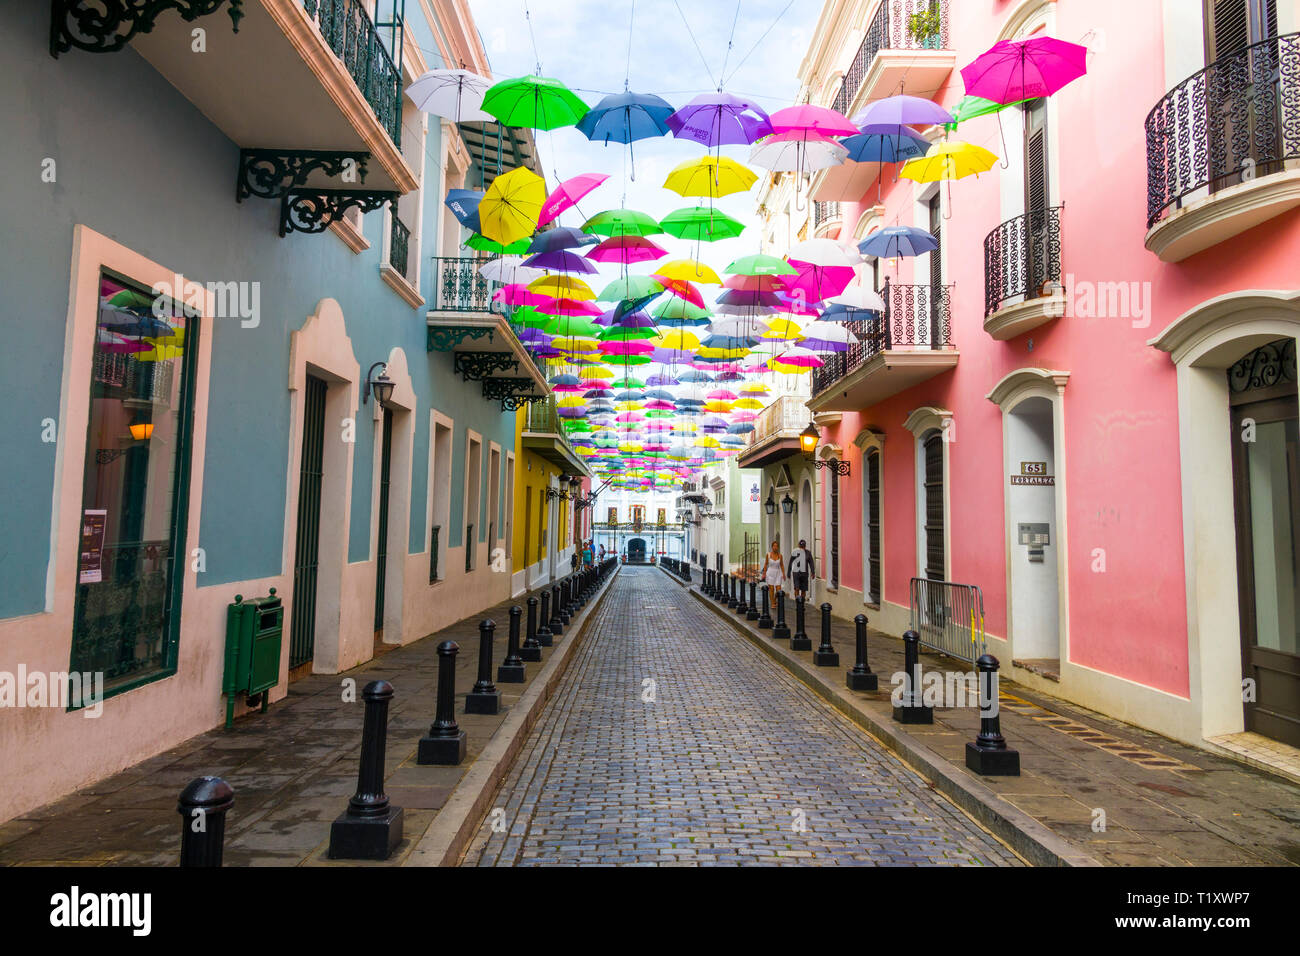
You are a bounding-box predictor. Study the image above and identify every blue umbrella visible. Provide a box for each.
[840,131,930,164]
[444,189,483,233]
[528,226,600,253]
[577,91,675,143]
[726,422,756,434]
[858,226,938,258]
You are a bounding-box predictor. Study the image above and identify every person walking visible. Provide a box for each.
[583,540,593,567]
[789,539,815,602]
[761,539,786,606]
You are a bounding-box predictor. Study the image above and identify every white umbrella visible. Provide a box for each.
[708,317,772,337]
[786,237,858,268]
[749,134,848,174]
[797,320,860,351]
[406,69,494,122]
[828,286,886,312]
[478,256,545,285]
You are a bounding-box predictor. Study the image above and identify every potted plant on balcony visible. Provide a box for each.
[907,6,943,49]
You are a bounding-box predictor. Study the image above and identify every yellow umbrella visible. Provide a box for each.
[614,400,645,411]
[693,435,721,448]
[479,166,546,244]
[762,318,805,341]
[529,275,595,300]
[656,259,721,285]
[553,336,600,352]
[581,366,615,380]
[654,329,701,351]
[899,141,998,183]
[733,397,765,410]
[663,156,757,199]
[556,396,587,407]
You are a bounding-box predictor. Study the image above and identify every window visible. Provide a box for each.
[429,415,452,582]
[829,464,841,589]
[465,434,481,571]
[71,271,200,698]
[865,449,881,604]
[923,433,946,580]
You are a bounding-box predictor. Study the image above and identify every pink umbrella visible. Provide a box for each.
[724,273,786,292]
[615,412,646,422]
[785,261,856,304]
[960,36,1088,104]
[586,235,668,264]
[653,276,706,309]
[601,340,655,356]
[769,104,857,137]
[537,173,609,227]
[538,298,604,316]
[497,283,550,307]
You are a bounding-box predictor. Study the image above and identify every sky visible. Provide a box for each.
[462,0,826,275]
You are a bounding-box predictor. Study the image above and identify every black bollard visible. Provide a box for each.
[892,629,934,724]
[536,591,554,647]
[735,576,749,615]
[757,585,773,629]
[565,577,577,615]
[814,602,840,666]
[467,619,501,714]
[772,589,790,640]
[520,596,542,662]
[418,641,467,765]
[329,680,403,859]
[846,614,878,691]
[549,585,565,636]
[965,655,1020,775]
[727,574,738,609]
[498,605,526,682]
[746,581,759,621]
[791,595,811,650]
[177,776,234,867]
[717,572,729,606]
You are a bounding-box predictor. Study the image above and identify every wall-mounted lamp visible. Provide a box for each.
[363,362,395,406]
[764,491,776,515]
[781,493,795,514]
[802,420,851,476]
[129,422,155,442]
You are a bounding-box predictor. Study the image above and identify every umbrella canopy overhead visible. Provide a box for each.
[478,166,546,245]
[769,104,857,137]
[586,235,668,264]
[858,225,939,258]
[482,75,590,130]
[899,141,998,182]
[666,92,773,146]
[663,156,758,199]
[537,173,609,227]
[659,207,745,242]
[577,90,676,143]
[853,94,954,129]
[960,36,1088,104]
[406,68,493,122]
[583,208,664,238]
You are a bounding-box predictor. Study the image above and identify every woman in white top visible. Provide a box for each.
[761,540,785,605]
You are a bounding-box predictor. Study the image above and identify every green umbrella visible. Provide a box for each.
[512,305,551,328]
[944,94,1030,131]
[465,233,531,254]
[598,325,658,341]
[611,375,646,388]
[598,276,664,302]
[651,298,711,322]
[726,253,798,276]
[659,206,745,242]
[481,75,589,130]
[542,315,602,337]
[583,208,664,238]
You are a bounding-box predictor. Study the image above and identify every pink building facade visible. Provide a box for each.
[786,0,1300,761]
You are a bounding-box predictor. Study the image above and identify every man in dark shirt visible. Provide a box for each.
[789,539,814,602]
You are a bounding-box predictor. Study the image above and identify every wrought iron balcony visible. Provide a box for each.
[301,0,403,148]
[984,206,1063,318]
[809,279,955,408]
[389,212,410,280]
[813,201,841,231]
[432,256,496,313]
[1145,32,1300,230]
[830,0,950,117]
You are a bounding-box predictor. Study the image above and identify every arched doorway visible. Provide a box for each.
[627,537,647,563]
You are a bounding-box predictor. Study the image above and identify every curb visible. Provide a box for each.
[402,567,621,867]
[671,573,1101,868]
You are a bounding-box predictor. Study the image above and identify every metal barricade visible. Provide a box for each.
[909,577,986,665]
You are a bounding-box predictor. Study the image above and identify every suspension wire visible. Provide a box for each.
[718,0,743,86]
[624,0,636,91]
[672,0,718,91]
[723,0,796,86]
[522,0,542,75]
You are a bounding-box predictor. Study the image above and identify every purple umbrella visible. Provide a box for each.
[853,95,953,130]
[716,288,783,308]
[527,226,600,253]
[523,250,599,274]
[961,37,1088,104]
[667,93,773,147]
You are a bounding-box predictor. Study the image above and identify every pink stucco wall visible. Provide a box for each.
[814,0,1300,698]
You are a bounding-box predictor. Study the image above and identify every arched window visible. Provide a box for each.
[865,448,881,604]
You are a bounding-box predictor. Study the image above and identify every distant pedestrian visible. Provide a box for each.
[789,539,814,601]
[761,539,785,605]
[583,540,593,567]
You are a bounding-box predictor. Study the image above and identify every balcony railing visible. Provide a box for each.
[810,279,953,397]
[813,201,841,230]
[983,206,1063,317]
[390,212,410,280]
[1145,31,1300,228]
[302,0,403,147]
[526,397,564,434]
[831,0,949,115]
[432,256,495,312]
[751,394,810,445]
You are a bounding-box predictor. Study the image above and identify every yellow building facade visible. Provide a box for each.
[511,403,589,597]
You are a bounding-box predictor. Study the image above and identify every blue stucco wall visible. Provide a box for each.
[0,9,516,617]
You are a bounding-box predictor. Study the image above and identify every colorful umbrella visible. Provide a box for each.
[726,253,797,276]
[858,225,938,258]
[443,188,483,232]
[582,208,664,238]
[524,250,599,273]
[840,130,930,164]
[853,95,954,129]
[658,207,745,242]
[406,68,493,122]
[769,104,857,137]
[663,156,757,199]
[478,166,546,245]
[576,90,675,143]
[586,235,668,264]
[482,75,589,130]
[657,259,721,285]
[598,276,664,302]
[749,131,848,174]
[960,36,1088,104]
[537,173,609,227]
[666,92,773,146]
[899,141,998,182]
[465,234,531,254]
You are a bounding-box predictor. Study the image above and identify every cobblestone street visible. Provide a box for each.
[462,567,1022,866]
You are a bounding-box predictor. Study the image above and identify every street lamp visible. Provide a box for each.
[363,362,395,406]
[801,420,852,476]
[781,493,795,514]
[764,491,776,515]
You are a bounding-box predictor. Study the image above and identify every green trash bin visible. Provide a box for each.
[222,588,283,728]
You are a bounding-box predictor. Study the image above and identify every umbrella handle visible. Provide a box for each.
[997,111,1010,170]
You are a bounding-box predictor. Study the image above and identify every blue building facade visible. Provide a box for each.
[0,1,542,821]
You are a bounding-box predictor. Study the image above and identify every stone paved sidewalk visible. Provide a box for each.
[462,567,1022,866]
[0,574,610,867]
[676,572,1300,867]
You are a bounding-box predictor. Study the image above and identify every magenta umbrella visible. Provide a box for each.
[961,36,1088,104]
[785,261,856,304]
[586,235,668,264]
[667,92,773,147]
[769,104,857,137]
[537,173,609,227]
